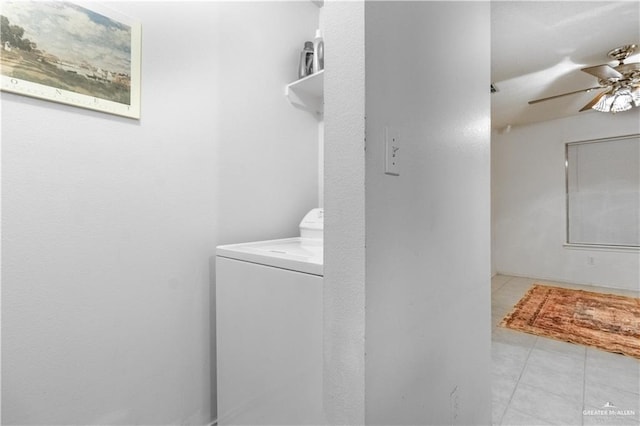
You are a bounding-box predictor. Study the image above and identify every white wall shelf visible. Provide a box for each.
[285,70,324,115]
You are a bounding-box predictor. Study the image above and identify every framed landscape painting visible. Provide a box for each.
[1,1,141,119]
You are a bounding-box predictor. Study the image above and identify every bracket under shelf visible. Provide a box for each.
[285,70,324,116]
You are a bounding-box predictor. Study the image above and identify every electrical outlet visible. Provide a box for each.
[385,127,400,176]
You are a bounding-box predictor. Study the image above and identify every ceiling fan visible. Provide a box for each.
[529,44,640,113]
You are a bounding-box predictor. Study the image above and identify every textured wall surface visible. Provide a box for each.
[364,2,492,424]
[322,1,366,424]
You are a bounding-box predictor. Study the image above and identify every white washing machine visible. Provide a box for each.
[215,209,324,426]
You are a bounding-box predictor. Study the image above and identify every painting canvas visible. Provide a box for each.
[0,1,141,119]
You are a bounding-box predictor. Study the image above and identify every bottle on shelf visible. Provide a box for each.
[313,29,324,73]
[298,41,315,79]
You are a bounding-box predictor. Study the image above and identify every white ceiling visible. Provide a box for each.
[491,1,640,130]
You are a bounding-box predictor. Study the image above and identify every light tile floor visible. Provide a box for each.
[492,275,640,426]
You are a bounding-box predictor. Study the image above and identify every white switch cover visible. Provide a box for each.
[385,127,400,176]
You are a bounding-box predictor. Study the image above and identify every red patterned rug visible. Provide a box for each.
[500,284,640,359]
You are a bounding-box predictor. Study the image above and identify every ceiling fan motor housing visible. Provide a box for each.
[608,44,637,64]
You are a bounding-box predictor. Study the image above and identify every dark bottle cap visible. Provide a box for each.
[305,41,314,49]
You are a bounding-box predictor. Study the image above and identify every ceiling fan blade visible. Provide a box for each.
[528,86,603,105]
[615,62,640,74]
[581,64,623,80]
[579,89,611,112]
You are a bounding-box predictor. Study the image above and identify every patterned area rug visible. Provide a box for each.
[500,284,640,359]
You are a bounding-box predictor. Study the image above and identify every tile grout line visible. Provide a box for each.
[496,275,531,425]
[583,357,640,396]
[498,334,537,425]
[502,406,555,426]
[492,275,512,294]
[514,342,586,418]
[581,349,587,426]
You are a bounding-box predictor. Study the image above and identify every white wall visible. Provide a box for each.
[364,2,491,425]
[212,2,320,244]
[1,2,319,425]
[492,110,640,291]
[322,1,366,424]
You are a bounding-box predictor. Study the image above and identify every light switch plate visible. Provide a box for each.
[385,127,400,176]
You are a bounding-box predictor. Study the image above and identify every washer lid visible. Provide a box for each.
[216,237,323,276]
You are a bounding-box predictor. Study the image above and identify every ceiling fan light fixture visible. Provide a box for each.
[590,87,638,113]
[591,93,615,112]
[610,88,633,113]
[631,87,640,107]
